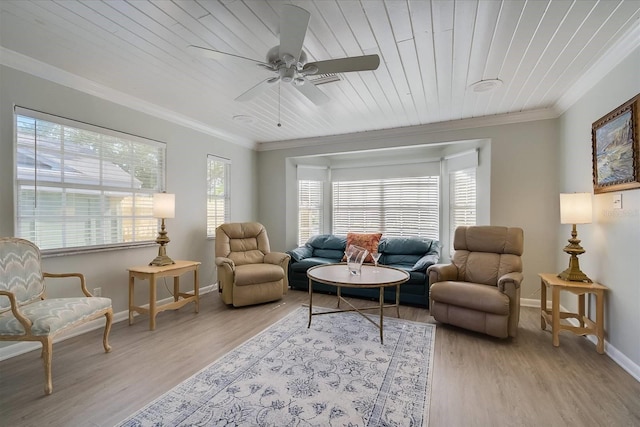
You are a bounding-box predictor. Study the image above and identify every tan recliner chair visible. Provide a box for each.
[215,222,290,307]
[427,226,524,338]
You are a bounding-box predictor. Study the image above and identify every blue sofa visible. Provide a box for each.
[287,234,441,307]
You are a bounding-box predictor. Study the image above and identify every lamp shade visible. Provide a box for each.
[153,193,175,219]
[560,192,592,224]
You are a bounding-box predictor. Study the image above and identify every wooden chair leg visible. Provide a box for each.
[103,309,113,353]
[42,338,53,395]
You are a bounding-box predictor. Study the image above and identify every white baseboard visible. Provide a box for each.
[0,284,217,362]
[519,297,640,382]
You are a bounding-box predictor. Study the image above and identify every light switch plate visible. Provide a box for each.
[612,194,622,209]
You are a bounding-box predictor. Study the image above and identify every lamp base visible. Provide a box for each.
[149,254,175,267]
[150,218,174,266]
[558,254,592,283]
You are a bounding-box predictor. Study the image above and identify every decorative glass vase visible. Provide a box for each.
[345,244,369,276]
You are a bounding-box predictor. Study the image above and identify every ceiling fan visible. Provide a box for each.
[187,4,380,106]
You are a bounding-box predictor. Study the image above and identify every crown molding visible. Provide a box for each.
[554,21,640,115]
[0,47,256,149]
[256,108,558,152]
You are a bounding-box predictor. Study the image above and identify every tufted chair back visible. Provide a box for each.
[0,238,45,313]
[451,226,524,286]
[215,222,271,265]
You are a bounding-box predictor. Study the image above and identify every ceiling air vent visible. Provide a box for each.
[308,73,341,86]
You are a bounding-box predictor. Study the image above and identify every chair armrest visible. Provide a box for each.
[0,290,33,334]
[215,257,235,272]
[498,272,524,292]
[43,272,91,297]
[264,252,291,268]
[411,253,440,272]
[427,263,458,285]
[287,246,313,262]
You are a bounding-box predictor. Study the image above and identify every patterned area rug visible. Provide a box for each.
[117,307,436,427]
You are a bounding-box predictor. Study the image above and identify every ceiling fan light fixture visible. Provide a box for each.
[280,67,296,83]
[470,79,503,93]
[293,77,305,86]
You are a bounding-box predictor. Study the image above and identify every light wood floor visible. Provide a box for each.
[1,289,639,427]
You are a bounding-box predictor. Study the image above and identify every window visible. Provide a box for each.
[207,155,230,237]
[15,108,165,252]
[298,180,323,245]
[450,168,477,249]
[332,177,439,239]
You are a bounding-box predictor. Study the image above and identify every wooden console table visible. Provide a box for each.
[128,260,200,330]
[539,273,608,354]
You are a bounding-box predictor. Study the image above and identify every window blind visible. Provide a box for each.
[332,177,439,239]
[15,108,166,252]
[450,168,477,250]
[298,180,323,245]
[207,155,231,237]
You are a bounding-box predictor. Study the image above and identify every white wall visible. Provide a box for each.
[0,65,257,322]
[557,47,640,371]
[257,118,559,306]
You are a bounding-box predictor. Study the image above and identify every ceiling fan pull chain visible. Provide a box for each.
[277,83,282,127]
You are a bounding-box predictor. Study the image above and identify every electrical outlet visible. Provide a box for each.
[93,287,102,297]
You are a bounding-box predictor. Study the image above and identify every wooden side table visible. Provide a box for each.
[128,260,201,330]
[539,273,608,354]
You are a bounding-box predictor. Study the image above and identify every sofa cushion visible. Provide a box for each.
[341,232,382,263]
[307,234,347,250]
[380,237,433,255]
[383,254,422,267]
[314,249,344,260]
[0,297,112,336]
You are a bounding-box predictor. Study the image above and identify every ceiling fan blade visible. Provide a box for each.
[187,45,270,67]
[235,78,278,102]
[279,5,310,62]
[304,54,380,75]
[294,79,330,105]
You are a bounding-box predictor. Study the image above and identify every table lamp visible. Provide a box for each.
[558,192,592,282]
[150,192,176,266]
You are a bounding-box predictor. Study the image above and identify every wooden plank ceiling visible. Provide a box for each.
[1,0,638,147]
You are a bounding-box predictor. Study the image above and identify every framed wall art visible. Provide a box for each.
[592,94,640,194]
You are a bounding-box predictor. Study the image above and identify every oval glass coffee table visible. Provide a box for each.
[306,263,410,344]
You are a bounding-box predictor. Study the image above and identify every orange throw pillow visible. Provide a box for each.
[342,232,382,263]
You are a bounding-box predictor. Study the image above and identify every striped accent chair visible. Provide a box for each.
[0,238,113,395]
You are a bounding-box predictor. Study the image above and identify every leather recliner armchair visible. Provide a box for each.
[215,222,290,307]
[427,226,524,338]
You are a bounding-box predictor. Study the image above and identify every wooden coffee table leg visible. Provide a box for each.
[308,278,313,328]
[379,287,384,344]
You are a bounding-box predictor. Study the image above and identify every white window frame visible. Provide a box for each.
[207,154,231,237]
[14,107,166,253]
[298,180,324,245]
[449,167,477,254]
